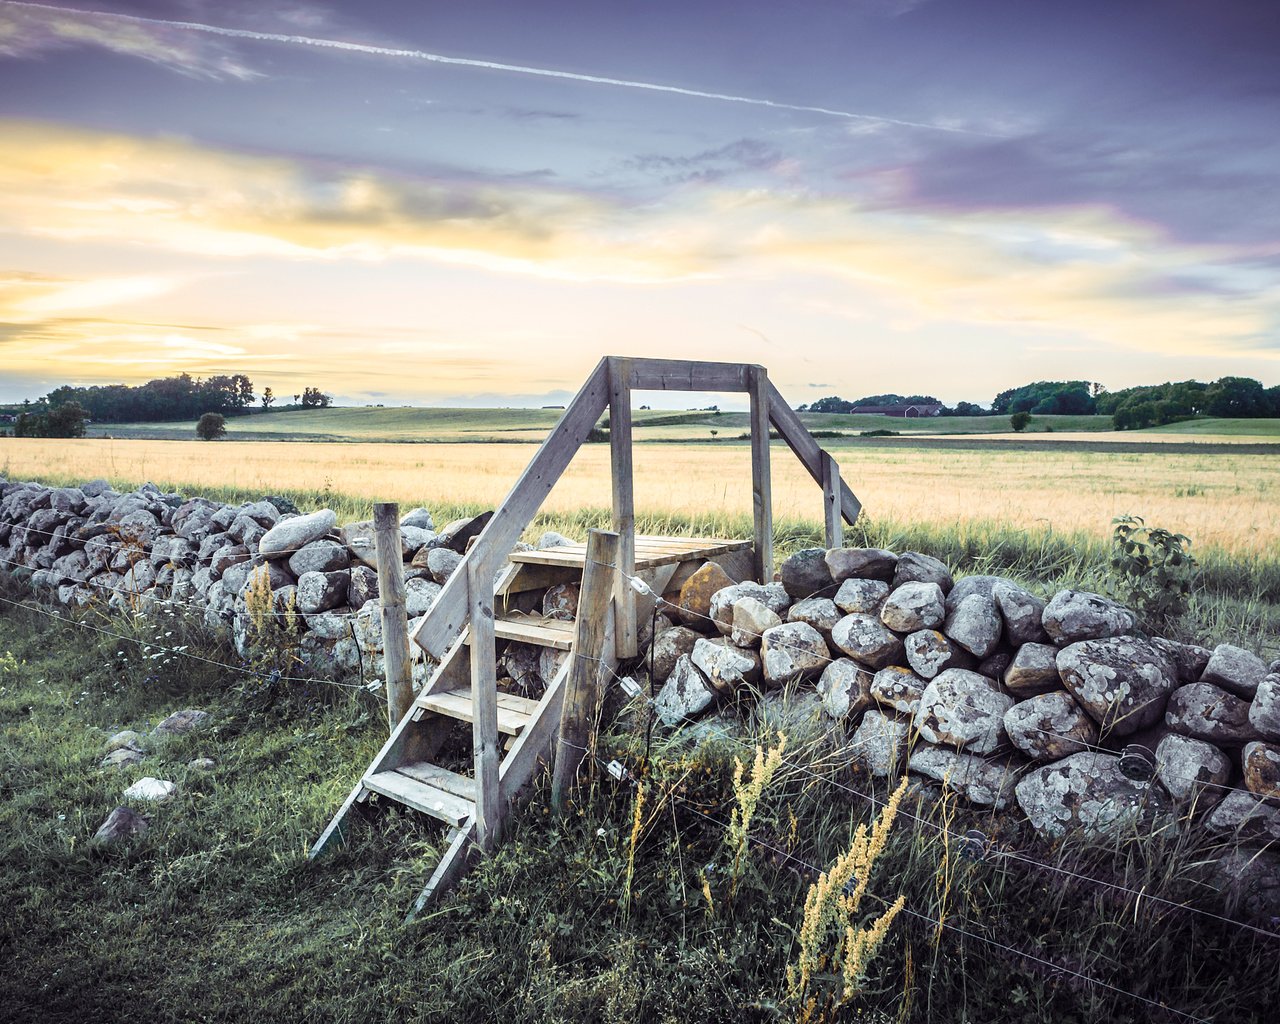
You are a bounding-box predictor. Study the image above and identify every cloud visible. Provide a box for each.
[0,1,259,79]
[0,1,992,135]
[628,139,787,185]
[0,119,1276,378]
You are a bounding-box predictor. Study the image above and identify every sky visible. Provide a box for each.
[0,0,1277,408]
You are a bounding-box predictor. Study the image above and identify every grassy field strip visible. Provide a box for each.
[3,437,1278,556]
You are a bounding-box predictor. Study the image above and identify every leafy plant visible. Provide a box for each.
[1109,514,1198,626]
[1009,411,1031,432]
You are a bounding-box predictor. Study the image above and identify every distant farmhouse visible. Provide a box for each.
[850,403,944,418]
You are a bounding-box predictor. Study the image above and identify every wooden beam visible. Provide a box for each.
[625,358,754,393]
[747,366,773,584]
[373,502,414,731]
[608,357,637,659]
[552,529,619,815]
[467,552,502,851]
[764,378,862,524]
[406,818,478,920]
[413,358,611,658]
[821,450,843,549]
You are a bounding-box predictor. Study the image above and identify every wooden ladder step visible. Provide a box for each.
[491,611,576,650]
[414,687,540,735]
[363,769,476,828]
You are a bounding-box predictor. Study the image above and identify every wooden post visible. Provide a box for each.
[821,450,843,549]
[552,529,619,815]
[467,552,502,851]
[747,366,774,584]
[608,358,637,659]
[373,502,414,731]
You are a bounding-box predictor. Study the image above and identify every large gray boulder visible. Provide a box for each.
[690,638,760,694]
[1003,642,1061,696]
[942,594,1002,658]
[1200,643,1269,699]
[816,658,874,721]
[787,596,842,643]
[287,539,350,577]
[1151,637,1212,684]
[296,570,349,614]
[943,574,1005,613]
[93,807,149,845]
[1155,733,1231,806]
[1015,751,1169,840]
[914,669,1011,754]
[760,621,830,685]
[870,666,927,716]
[654,655,716,726]
[1204,790,1280,842]
[1004,691,1099,761]
[404,576,441,616]
[652,626,701,684]
[903,630,974,680]
[710,581,791,635]
[1164,682,1260,745]
[880,581,945,634]
[1056,636,1177,738]
[780,548,835,599]
[908,746,1017,808]
[1042,590,1136,645]
[825,547,897,583]
[1249,674,1280,740]
[259,509,337,559]
[891,551,953,594]
[730,596,782,647]
[848,709,911,778]
[833,578,889,614]
[992,582,1049,646]
[831,614,904,670]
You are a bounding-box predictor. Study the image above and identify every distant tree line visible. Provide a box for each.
[19,374,333,425]
[796,376,1280,427]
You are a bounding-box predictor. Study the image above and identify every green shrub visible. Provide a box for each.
[1109,514,1198,627]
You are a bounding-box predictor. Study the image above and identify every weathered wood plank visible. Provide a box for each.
[508,537,752,569]
[747,366,774,584]
[609,357,638,659]
[406,818,478,921]
[373,502,414,731]
[625,358,754,392]
[821,449,843,549]
[307,778,367,860]
[552,530,619,815]
[364,770,474,828]
[498,655,571,803]
[467,553,502,851]
[413,358,611,658]
[395,761,478,800]
[764,378,862,524]
[416,688,537,735]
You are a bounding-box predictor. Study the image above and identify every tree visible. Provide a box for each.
[1010,411,1031,432]
[196,412,226,441]
[43,401,87,438]
[301,387,332,408]
[261,387,275,410]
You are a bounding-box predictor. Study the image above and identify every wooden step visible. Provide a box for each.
[414,687,540,735]
[492,610,576,650]
[508,534,752,570]
[363,769,475,828]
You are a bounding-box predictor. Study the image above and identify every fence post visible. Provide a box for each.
[552,528,619,815]
[821,450,843,549]
[373,502,414,731]
[467,550,502,851]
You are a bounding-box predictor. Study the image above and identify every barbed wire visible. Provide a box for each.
[565,739,1215,1024]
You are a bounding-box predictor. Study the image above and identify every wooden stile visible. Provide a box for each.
[747,366,774,583]
[609,358,637,658]
[467,552,501,851]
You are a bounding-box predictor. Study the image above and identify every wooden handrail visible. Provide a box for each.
[411,358,611,659]
[765,378,862,525]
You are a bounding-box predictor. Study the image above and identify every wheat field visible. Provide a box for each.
[3,437,1277,556]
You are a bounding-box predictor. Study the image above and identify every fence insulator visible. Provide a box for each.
[961,829,991,862]
[1118,744,1157,782]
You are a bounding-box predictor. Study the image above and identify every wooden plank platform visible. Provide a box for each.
[492,611,576,650]
[509,535,751,570]
[396,761,478,800]
[363,770,475,828]
[416,687,540,735]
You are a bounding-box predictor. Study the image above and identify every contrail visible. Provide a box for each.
[3,0,994,136]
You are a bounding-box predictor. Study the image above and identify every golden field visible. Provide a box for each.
[3,437,1277,557]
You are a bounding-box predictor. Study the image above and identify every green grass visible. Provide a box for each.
[1136,417,1280,437]
[2,574,1276,1023]
[90,407,1119,444]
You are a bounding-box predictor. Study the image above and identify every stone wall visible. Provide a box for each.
[3,474,1279,856]
[649,546,1280,848]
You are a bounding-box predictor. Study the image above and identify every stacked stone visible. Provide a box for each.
[0,475,489,683]
[644,543,1280,844]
